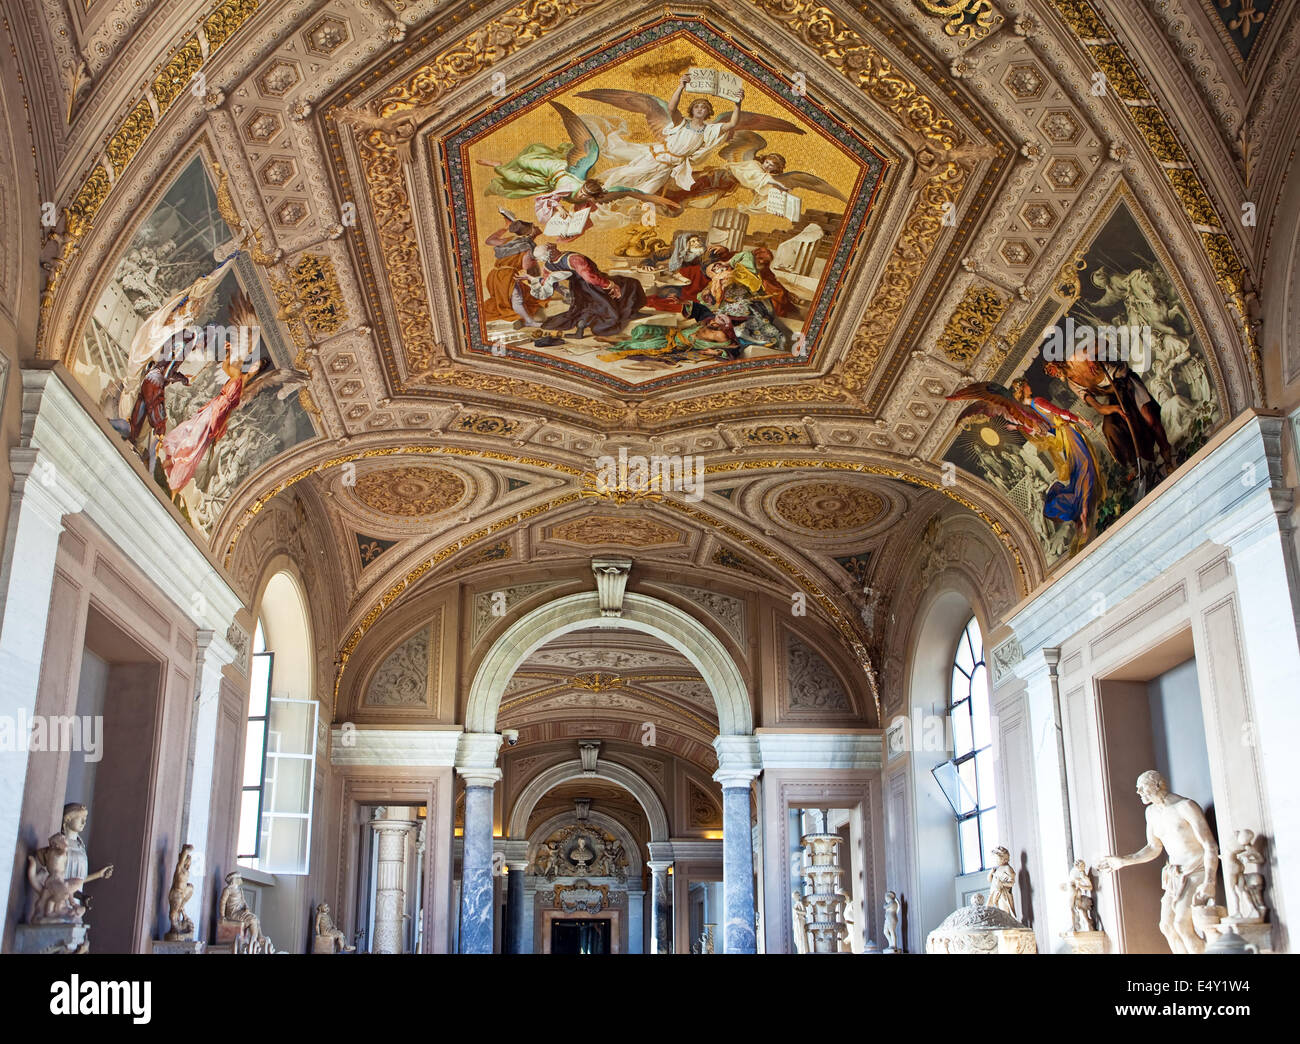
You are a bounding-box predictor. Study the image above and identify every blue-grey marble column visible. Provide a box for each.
[721,783,758,953]
[458,779,496,953]
[648,860,672,954]
[504,860,527,954]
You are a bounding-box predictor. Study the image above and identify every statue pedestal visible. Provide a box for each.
[1060,930,1108,954]
[312,937,356,954]
[150,938,206,954]
[214,922,242,944]
[13,923,89,954]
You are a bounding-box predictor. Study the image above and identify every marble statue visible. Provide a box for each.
[533,841,558,878]
[986,845,1016,918]
[313,903,356,953]
[1064,859,1096,933]
[1097,770,1219,954]
[57,803,114,892]
[219,871,269,952]
[27,834,89,924]
[838,890,855,953]
[883,891,901,952]
[790,891,810,954]
[27,804,114,925]
[596,838,624,877]
[1224,829,1267,922]
[165,844,195,940]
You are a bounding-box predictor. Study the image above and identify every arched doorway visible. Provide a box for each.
[457,589,758,954]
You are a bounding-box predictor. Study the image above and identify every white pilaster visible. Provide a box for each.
[0,447,84,916]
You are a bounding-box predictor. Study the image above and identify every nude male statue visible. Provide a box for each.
[1097,770,1219,953]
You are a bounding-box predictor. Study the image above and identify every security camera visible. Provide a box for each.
[501,728,520,746]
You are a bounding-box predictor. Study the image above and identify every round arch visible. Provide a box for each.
[253,561,314,702]
[467,591,752,737]
[508,759,671,841]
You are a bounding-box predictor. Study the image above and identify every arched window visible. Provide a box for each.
[236,620,273,861]
[236,572,318,874]
[949,616,997,875]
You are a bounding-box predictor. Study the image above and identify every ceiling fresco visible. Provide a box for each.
[23,0,1284,687]
[944,194,1222,563]
[443,20,887,390]
[71,155,317,536]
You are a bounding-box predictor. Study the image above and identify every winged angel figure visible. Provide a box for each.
[659,130,847,213]
[479,101,681,238]
[574,72,803,195]
[948,379,1104,551]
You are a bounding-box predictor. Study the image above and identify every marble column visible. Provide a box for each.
[504,860,527,954]
[458,773,498,953]
[522,882,538,954]
[371,816,415,954]
[0,448,82,917]
[628,888,645,954]
[720,781,759,953]
[647,860,673,954]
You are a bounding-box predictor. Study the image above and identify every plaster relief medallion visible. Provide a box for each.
[349,466,469,518]
[441,19,888,392]
[763,479,891,541]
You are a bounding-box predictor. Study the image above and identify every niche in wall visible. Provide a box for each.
[71,605,163,953]
[1097,631,1215,954]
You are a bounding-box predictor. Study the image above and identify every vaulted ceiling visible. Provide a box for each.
[6,0,1295,687]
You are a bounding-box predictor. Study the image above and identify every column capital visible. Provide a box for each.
[370,817,418,834]
[455,730,503,778]
[714,767,760,788]
[459,768,502,788]
[646,859,673,874]
[1011,645,1060,685]
[8,446,86,521]
[713,734,760,785]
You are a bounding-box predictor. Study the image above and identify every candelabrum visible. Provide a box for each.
[801,832,847,953]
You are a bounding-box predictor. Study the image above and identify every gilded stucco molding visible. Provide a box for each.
[1047,0,1265,403]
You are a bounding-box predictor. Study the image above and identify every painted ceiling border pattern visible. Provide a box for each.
[40,0,262,344]
[1047,0,1264,403]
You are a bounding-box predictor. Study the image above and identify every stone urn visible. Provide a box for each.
[925,898,1038,954]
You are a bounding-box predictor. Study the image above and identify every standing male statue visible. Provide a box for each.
[1097,770,1218,953]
